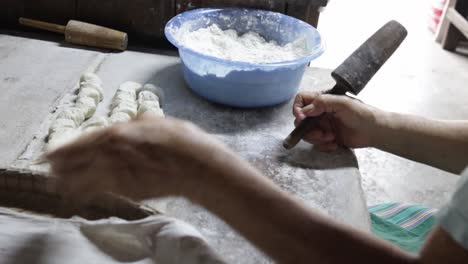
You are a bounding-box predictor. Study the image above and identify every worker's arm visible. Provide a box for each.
[293,92,468,174]
[46,118,467,263]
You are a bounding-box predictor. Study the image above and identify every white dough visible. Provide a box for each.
[49,118,76,135]
[47,129,81,151]
[141,84,164,103]
[80,72,102,85]
[140,107,165,118]
[109,112,132,124]
[83,116,108,129]
[80,81,104,99]
[137,91,160,105]
[76,96,97,118]
[138,101,161,114]
[119,81,142,93]
[112,92,136,106]
[57,107,86,126]
[79,88,101,103]
[112,103,138,118]
[111,97,135,109]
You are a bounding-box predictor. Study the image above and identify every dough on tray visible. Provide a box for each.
[57,107,86,126]
[109,112,132,124]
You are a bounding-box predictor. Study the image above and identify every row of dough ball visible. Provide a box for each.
[47,79,165,150]
[48,73,104,149]
[109,81,141,124]
[109,82,164,124]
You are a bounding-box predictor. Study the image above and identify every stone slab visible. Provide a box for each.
[0,32,370,263]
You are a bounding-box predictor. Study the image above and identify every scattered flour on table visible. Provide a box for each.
[178,24,309,64]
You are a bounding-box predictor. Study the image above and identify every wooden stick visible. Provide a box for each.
[19,17,66,35]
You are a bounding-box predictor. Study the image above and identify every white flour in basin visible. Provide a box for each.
[177,24,309,64]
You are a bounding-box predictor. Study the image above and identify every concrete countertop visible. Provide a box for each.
[0,31,369,263]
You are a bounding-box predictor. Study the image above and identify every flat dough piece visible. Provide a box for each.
[76,96,98,119]
[109,112,132,124]
[80,72,102,85]
[57,107,86,126]
[79,88,101,103]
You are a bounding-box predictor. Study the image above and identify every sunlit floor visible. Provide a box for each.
[312,0,468,207]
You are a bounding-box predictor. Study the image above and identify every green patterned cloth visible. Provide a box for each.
[369,203,437,253]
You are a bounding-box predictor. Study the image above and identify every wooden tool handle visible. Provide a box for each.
[19,17,66,34]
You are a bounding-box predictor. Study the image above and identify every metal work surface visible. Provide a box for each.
[0,32,369,263]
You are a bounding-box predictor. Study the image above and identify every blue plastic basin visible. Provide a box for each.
[165,8,325,108]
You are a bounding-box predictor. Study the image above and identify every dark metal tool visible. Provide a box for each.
[283,20,408,149]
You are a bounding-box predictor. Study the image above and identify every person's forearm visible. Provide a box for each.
[371,111,468,174]
[187,150,415,263]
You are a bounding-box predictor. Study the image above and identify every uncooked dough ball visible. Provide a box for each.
[79,88,101,103]
[76,96,97,119]
[112,92,136,105]
[140,107,165,118]
[80,72,102,85]
[49,118,76,134]
[140,84,164,104]
[112,102,138,118]
[83,116,108,129]
[109,112,132,124]
[57,107,86,126]
[119,81,142,93]
[82,116,108,133]
[137,101,161,115]
[81,81,104,99]
[137,91,160,105]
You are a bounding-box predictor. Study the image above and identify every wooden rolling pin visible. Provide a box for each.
[19,17,128,51]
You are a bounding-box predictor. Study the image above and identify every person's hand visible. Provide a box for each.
[293,91,380,151]
[46,115,232,203]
